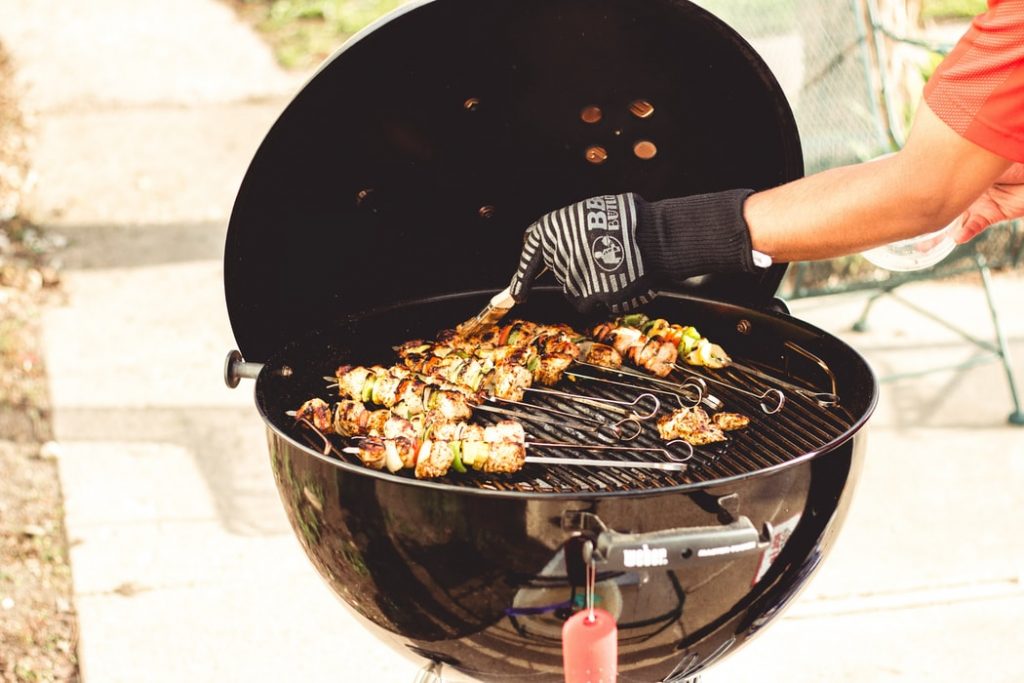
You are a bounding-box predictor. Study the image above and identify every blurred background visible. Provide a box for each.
[1,0,1020,681]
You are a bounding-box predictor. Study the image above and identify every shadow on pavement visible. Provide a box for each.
[53,221,228,269]
[55,404,287,536]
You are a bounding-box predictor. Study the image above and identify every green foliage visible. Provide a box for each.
[921,0,987,20]
[919,50,946,84]
[241,0,410,68]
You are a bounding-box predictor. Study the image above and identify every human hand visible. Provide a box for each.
[508,190,758,313]
[952,163,1024,244]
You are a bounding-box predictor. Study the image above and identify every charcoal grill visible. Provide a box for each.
[222,0,878,680]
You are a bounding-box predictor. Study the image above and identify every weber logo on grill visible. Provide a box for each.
[622,544,669,568]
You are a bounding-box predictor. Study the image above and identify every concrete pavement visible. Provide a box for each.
[1,1,1021,681]
[1,1,417,681]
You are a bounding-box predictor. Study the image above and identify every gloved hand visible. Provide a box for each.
[509,190,759,312]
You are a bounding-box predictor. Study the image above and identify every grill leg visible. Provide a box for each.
[414,661,443,683]
[977,257,1024,425]
[850,255,1023,426]
[851,288,888,333]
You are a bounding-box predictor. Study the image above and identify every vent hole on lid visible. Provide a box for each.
[585,146,608,164]
[629,99,655,118]
[633,140,658,160]
[580,105,603,124]
[464,97,480,112]
[356,188,374,206]
[478,205,496,219]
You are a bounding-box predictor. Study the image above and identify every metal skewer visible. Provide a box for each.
[523,386,661,420]
[528,456,685,472]
[526,439,693,463]
[339,439,693,472]
[294,416,692,473]
[724,361,839,408]
[674,364,785,414]
[676,365,784,415]
[572,362,724,412]
[325,370,657,439]
[317,383,646,439]
[564,370,705,410]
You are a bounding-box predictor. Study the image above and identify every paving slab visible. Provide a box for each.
[706,276,1024,682]
[57,438,422,682]
[24,103,285,226]
[0,0,301,112]
[801,428,1024,599]
[711,593,1024,682]
[73,561,418,683]
[5,0,1022,679]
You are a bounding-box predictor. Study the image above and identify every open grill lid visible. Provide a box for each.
[225,0,803,361]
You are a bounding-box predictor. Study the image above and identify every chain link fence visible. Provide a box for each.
[692,0,1021,294]
[693,0,896,173]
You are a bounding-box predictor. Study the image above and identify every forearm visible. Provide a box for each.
[744,103,1012,263]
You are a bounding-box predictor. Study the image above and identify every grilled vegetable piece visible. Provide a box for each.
[492,362,534,400]
[294,396,527,479]
[402,348,534,401]
[534,353,574,386]
[711,412,750,431]
[656,406,727,445]
[590,322,677,377]
[356,418,525,478]
[398,320,597,391]
[684,339,731,370]
[578,341,622,369]
[481,421,527,473]
[352,440,388,470]
[334,365,474,421]
[415,440,455,479]
[295,398,333,432]
[615,314,732,369]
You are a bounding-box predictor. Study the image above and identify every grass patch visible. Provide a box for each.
[233,0,411,69]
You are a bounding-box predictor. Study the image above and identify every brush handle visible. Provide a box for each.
[488,286,516,309]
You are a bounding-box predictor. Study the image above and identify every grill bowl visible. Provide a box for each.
[224,0,875,677]
[253,290,875,681]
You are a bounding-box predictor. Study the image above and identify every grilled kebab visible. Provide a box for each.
[294,397,526,478]
[334,364,476,420]
[590,321,679,377]
[616,313,731,369]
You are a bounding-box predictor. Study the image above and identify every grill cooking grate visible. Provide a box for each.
[293,358,856,493]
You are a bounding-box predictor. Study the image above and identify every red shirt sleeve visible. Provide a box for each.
[923,0,1024,163]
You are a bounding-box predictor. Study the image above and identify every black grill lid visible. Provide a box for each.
[225,0,803,361]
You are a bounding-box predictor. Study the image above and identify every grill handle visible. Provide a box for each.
[224,349,265,388]
[589,517,766,571]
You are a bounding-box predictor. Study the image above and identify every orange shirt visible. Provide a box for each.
[924,0,1024,162]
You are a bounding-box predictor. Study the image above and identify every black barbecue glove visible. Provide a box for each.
[509,190,759,313]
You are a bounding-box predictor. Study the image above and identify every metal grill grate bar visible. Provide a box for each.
[308,353,856,491]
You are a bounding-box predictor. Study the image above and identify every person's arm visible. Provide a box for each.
[744,102,1013,263]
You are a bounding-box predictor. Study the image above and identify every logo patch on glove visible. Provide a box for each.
[585,195,629,274]
[591,235,624,271]
[510,192,651,311]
